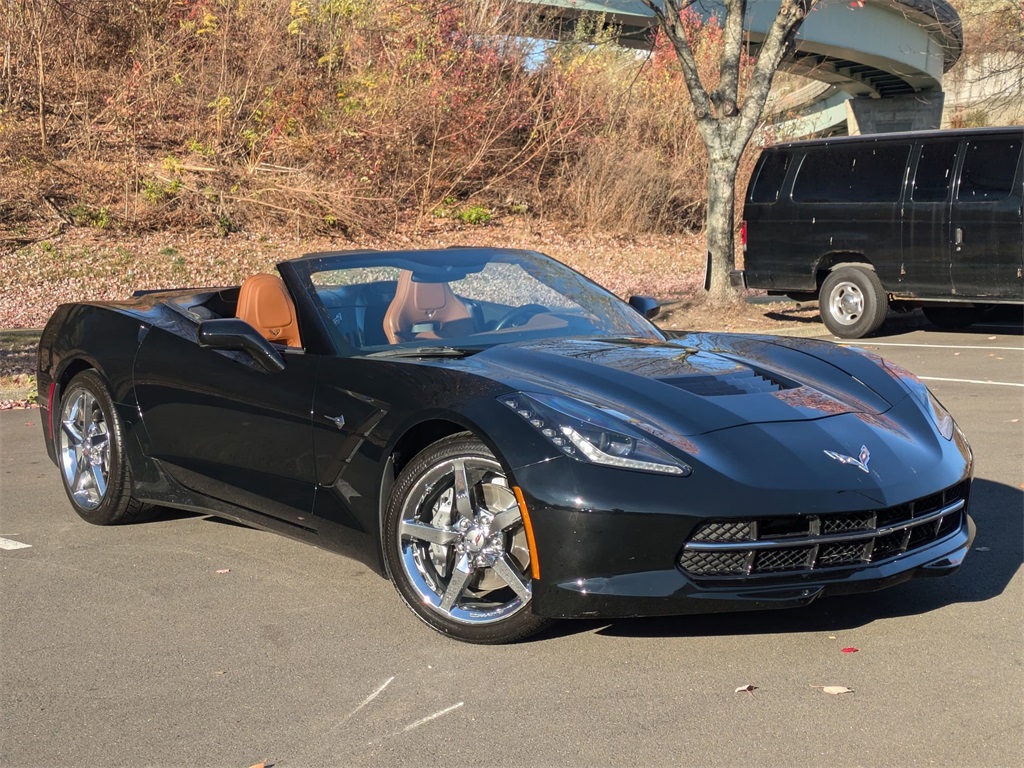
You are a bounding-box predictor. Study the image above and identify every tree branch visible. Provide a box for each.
[639,0,712,119]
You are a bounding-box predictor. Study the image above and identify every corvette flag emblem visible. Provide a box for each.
[824,445,871,473]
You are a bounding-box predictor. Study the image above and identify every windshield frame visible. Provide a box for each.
[282,247,665,357]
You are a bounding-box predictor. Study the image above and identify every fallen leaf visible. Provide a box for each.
[828,635,837,640]
[215,568,230,574]
[24,422,33,426]
[841,647,859,653]
[813,685,854,695]
[735,684,758,697]
[248,762,267,768]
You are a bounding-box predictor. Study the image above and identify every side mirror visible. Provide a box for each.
[628,295,661,320]
[198,318,285,373]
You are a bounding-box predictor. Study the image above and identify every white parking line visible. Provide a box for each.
[402,702,464,733]
[341,676,395,723]
[838,342,1023,352]
[920,376,1024,388]
[0,537,32,550]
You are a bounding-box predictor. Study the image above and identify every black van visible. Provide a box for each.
[736,127,1024,338]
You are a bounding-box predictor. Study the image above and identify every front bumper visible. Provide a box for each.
[530,515,973,618]
[515,453,974,620]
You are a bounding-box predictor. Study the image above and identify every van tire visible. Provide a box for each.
[820,267,888,339]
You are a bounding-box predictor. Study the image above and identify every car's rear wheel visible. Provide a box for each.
[57,370,151,525]
[820,267,888,339]
[923,305,982,330]
[383,433,552,644]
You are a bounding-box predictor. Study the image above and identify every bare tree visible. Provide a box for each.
[640,0,816,301]
[945,0,1024,126]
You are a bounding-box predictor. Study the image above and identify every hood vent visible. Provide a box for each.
[660,367,788,397]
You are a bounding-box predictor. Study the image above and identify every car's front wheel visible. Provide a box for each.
[383,433,552,644]
[57,370,151,525]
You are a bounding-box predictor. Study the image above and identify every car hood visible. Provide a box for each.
[464,333,913,437]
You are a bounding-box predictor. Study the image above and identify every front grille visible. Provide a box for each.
[678,480,969,579]
[691,521,753,542]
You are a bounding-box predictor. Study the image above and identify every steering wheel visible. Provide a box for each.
[494,304,548,330]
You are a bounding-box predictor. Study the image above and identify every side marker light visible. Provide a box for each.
[513,486,540,580]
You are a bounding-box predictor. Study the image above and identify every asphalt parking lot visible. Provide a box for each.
[1,323,1021,768]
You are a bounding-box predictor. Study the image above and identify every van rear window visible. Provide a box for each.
[749,151,791,203]
[792,144,910,203]
[958,138,1022,202]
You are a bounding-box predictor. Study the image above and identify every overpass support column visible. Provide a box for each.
[846,92,945,134]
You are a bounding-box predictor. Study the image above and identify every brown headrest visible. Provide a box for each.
[236,273,302,348]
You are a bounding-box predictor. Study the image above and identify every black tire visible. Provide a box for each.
[383,433,552,644]
[923,306,981,330]
[56,370,152,525]
[819,267,888,339]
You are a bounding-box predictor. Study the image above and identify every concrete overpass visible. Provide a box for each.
[527,0,964,134]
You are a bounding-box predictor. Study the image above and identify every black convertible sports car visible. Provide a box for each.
[38,247,975,643]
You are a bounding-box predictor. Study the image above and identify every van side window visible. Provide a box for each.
[792,144,910,203]
[958,138,1022,202]
[911,140,959,203]
[749,152,791,203]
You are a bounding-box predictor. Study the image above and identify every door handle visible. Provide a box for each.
[954,227,963,247]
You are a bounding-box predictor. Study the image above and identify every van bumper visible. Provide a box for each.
[729,269,747,289]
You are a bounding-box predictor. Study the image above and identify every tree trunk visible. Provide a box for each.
[703,146,741,302]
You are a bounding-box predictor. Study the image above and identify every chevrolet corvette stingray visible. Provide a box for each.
[38,247,975,643]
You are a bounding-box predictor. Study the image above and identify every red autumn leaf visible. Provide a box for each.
[841,647,859,653]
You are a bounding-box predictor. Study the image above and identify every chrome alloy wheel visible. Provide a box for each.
[396,456,533,625]
[59,387,110,511]
[827,280,865,326]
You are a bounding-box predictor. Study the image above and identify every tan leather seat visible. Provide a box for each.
[383,270,476,344]
[236,273,302,348]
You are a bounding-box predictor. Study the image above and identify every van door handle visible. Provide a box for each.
[954,227,963,248]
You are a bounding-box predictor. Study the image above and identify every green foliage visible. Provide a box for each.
[433,198,493,226]
[185,138,214,156]
[456,205,493,226]
[214,214,237,237]
[68,204,111,229]
[142,178,183,203]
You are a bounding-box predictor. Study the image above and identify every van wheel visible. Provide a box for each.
[923,306,981,330]
[820,267,888,339]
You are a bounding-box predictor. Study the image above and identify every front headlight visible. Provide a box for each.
[924,388,955,440]
[500,392,691,476]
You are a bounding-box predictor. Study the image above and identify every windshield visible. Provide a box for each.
[295,248,663,354]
